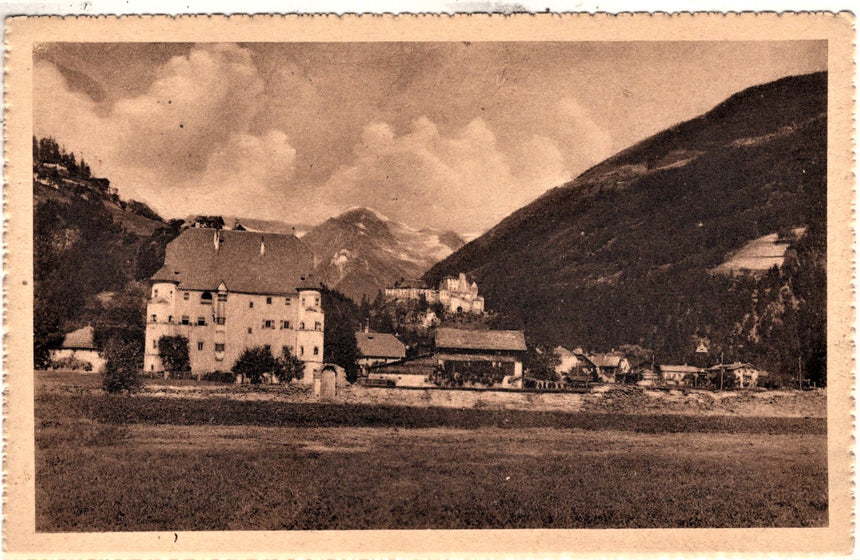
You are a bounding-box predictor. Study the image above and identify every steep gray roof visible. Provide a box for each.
[435,328,527,352]
[61,326,96,350]
[356,332,407,359]
[589,353,626,368]
[151,228,314,294]
[660,365,703,374]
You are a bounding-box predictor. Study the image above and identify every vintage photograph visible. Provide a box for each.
[3,13,854,557]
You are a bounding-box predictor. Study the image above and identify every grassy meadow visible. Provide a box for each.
[35,385,827,531]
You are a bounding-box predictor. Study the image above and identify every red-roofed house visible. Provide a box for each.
[144,228,324,383]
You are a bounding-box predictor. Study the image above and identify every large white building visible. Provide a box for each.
[144,228,324,384]
[385,272,485,314]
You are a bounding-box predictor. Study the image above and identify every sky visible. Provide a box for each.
[34,41,826,235]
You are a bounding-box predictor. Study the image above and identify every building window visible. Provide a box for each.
[263,319,274,329]
[197,317,206,326]
[300,322,305,330]
[217,293,227,302]
[248,327,253,334]
[314,321,322,331]
[264,344,271,352]
[183,292,190,300]
[282,346,290,356]
[281,320,290,329]
[215,343,225,352]
[301,297,306,306]
[168,315,174,323]
[285,298,291,305]
[200,292,213,304]
[313,346,319,356]
[152,339,157,349]
[249,301,254,308]
[266,296,272,304]
[154,288,158,297]
[300,346,305,356]
[315,296,320,306]
[151,314,157,322]
[216,317,226,325]
[198,342,204,351]
[181,315,190,325]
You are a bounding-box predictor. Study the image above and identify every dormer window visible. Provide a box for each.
[200,292,213,304]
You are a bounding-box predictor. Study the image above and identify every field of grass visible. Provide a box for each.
[35,391,827,532]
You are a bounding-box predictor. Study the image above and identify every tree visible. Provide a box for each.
[321,287,361,382]
[417,293,430,312]
[192,215,225,229]
[233,346,281,384]
[524,344,561,381]
[279,348,306,383]
[102,334,143,393]
[158,335,190,375]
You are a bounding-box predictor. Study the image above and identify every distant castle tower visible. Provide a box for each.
[384,272,485,314]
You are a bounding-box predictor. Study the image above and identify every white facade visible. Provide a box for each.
[144,283,324,384]
[385,272,485,314]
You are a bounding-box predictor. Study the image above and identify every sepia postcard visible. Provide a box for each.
[3,13,855,558]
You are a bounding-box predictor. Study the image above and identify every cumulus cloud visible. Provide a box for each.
[33,43,613,231]
[320,116,570,232]
[34,43,299,221]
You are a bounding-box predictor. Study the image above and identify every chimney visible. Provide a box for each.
[213,230,220,251]
[364,323,369,334]
[260,236,266,256]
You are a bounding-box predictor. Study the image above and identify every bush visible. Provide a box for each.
[232,346,304,384]
[102,335,143,393]
[200,370,237,383]
[50,356,93,371]
[157,335,190,375]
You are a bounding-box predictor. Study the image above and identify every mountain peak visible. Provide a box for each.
[337,206,392,223]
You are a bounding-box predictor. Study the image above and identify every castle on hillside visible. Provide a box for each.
[384,272,485,314]
[144,228,324,383]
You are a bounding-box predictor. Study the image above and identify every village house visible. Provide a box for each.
[587,353,632,383]
[435,327,526,383]
[385,272,485,314]
[50,325,106,373]
[554,346,597,379]
[363,327,527,388]
[364,355,438,387]
[659,364,705,387]
[355,328,407,373]
[144,228,324,384]
[708,362,765,388]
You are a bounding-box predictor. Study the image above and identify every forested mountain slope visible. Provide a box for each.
[425,73,827,384]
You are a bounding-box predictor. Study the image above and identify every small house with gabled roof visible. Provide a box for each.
[356,329,407,372]
[50,325,106,372]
